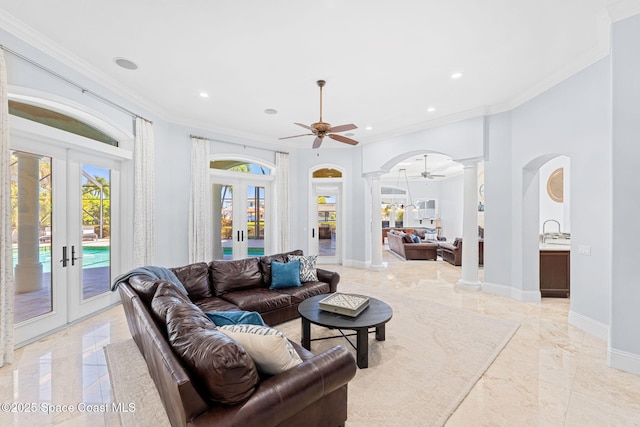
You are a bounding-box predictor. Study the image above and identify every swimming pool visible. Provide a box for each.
[12,246,110,273]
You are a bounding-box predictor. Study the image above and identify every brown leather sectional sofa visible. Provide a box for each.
[439,238,484,266]
[116,250,357,427]
[387,230,438,260]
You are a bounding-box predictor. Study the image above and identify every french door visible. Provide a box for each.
[310,182,342,264]
[11,135,121,345]
[211,174,273,260]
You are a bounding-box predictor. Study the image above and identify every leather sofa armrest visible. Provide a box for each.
[191,346,356,427]
[316,268,340,293]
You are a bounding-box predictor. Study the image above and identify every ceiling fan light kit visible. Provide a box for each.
[419,154,446,179]
[279,80,359,149]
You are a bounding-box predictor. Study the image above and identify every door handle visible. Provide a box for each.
[237,230,240,242]
[312,228,315,238]
[71,245,82,266]
[241,230,244,241]
[61,246,69,267]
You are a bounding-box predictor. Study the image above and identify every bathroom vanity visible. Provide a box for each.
[539,244,570,298]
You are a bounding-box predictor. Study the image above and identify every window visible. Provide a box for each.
[210,160,271,175]
[9,101,119,146]
[312,168,342,178]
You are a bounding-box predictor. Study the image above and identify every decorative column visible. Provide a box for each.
[370,173,384,270]
[14,152,43,293]
[457,160,481,290]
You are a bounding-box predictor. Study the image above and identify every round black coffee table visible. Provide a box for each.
[298,294,393,368]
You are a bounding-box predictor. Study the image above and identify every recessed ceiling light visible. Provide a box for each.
[264,108,278,115]
[450,72,463,79]
[344,132,355,137]
[114,57,138,70]
[200,92,209,98]
[427,107,436,113]
[365,126,373,131]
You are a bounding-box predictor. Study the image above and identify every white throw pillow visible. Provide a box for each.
[287,254,319,282]
[218,324,303,375]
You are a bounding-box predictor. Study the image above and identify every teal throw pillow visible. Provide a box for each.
[270,260,302,289]
[287,254,318,282]
[205,311,266,327]
[410,234,421,243]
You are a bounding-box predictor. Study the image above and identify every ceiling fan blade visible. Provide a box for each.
[328,134,359,145]
[278,133,314,140]
[312,136,323,149]
[329,123,357,133]
[295,122,315,131]
[430,174,446,178]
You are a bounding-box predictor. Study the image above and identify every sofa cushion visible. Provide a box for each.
[171,262,212,300]
[273,281,331,304]
[194,297,241,313]
[402,233,414,244]
[150,281,193,323]
[220,288,292,313]
[209,258,263,296]
[218,324,303,375]
[128,274,188,304]
[270,260,302,289]
[287,254,319,282]
[259,249,303,287]
[205,311,266,327]
[166,303,260,404]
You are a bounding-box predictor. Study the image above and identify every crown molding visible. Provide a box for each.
[608,0,640,22]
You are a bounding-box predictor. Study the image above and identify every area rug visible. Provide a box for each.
[277,281,520,427]
[104,283,519,427]
[103,340,170,427]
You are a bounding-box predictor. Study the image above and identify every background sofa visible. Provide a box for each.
[387,230,438,260]
[439,238,484,266]
[116,250,356,427]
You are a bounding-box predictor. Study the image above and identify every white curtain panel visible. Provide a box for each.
[188,137,212,263]
[0,50,15,367]
[133,117,155,267]
[275,152,290,252]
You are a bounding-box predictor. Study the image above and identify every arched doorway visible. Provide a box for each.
[210,158,275,260]
[521,154,572,300]
[9,97,132,346]
[309,166,344,264]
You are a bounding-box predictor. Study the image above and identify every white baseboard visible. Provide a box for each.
[568,310,608,341]
[481,281,512,298]
[343,258,369,269]
[608,347,640,375]
[510,287,541,303]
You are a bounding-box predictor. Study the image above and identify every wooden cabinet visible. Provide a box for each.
[540,249,570,298]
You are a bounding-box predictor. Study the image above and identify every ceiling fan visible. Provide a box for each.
[279,80,359,149]
[419,154,445,179]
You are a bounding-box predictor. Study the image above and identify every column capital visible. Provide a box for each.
[456,156,483,167]
[363,170,385,180]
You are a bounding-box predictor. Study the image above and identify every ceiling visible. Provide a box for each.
[0,1,637,151]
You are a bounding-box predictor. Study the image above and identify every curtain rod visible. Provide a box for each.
[190,134,289,155]
[1,44,151,123]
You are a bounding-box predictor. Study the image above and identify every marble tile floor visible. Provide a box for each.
[1,251,639,426]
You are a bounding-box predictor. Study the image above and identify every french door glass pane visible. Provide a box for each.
[11,150,53,323]
[317,195,336,256]
[81,165,111,300]
[246,185,265,257]
[213,184,233,260]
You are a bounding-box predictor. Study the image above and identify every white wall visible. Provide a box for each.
[610,13,640,373]
[438,176,464,239]
[486,55,612,325]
